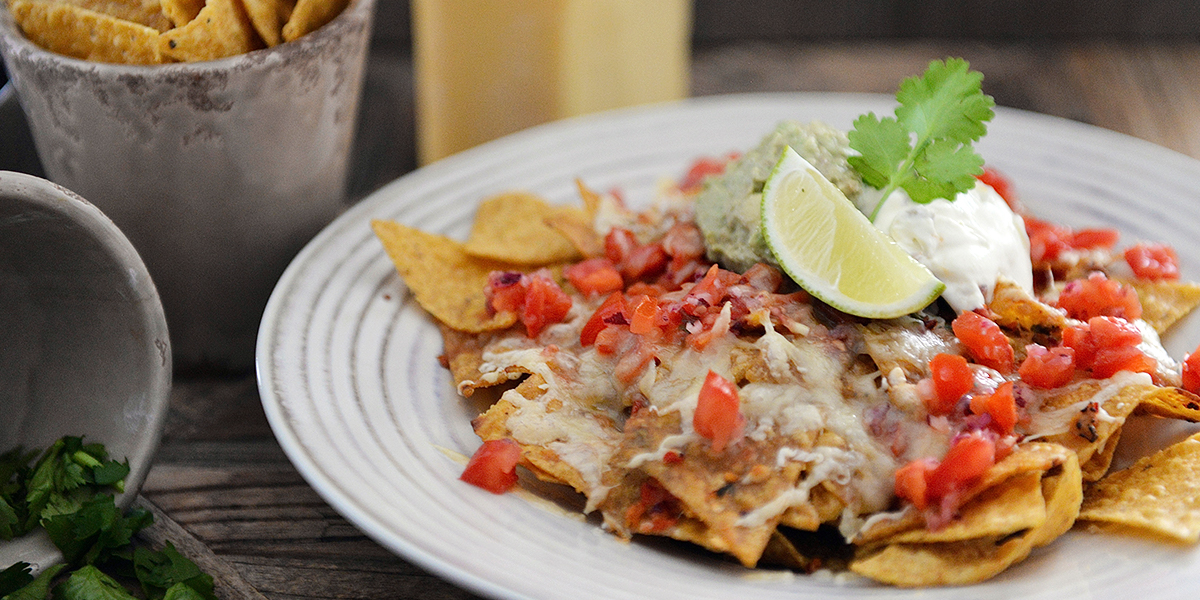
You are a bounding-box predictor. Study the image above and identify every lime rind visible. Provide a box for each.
[761,146,945,319]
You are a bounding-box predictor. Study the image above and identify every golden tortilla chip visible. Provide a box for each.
[851,449,1081,586]
[372,219,520,333]
[1132,386,1200,423]
[463,192,584,266]
[989,279,1068,335]
[159,0,261,62]
[544,207,604,259]
[10,0,163,63]
[158,0,203,26]
[1127,278,1200,334]
[886,472,1047,545]
[1078,432,1200,543]
[1036,379,1151,481]
[279,0,345,42]
[43,0,173,30]
[241,0,293,46]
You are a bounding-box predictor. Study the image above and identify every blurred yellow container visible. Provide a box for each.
[412,0,692,165]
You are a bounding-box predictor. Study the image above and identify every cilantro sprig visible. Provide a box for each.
[848,57,996,221]
[0,437,216,600]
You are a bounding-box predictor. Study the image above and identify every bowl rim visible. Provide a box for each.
[0,0,375,72]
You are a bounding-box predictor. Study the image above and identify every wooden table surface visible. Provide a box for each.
[131,40,1200,599]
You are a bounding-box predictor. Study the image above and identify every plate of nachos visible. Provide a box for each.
[257,61,1200,599]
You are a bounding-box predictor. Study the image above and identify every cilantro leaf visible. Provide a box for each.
[3,564,65,600]
[848,57,995,220]
[0,562,34,597]
[134,544,217,600]
[52,565,137,600]
[43,496,153,566]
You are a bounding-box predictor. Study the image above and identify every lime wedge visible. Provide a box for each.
[761,146,945,319]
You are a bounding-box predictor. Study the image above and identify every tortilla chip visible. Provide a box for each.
[1127,278,1200,334]
[886,472,1047,544]
[1132,386,1200,423]
[279,0,346,42]
[1036,379,1151,481]
[372,219,520,333]
[240,0,293,46]
[1078,432,1200,543]
[10,0,163,63]
[851,449,1081,586]
[438,323,527,396]
[159,0,261,62]
[989,279,1069,335]
[43,0,173,30]
[463,192,584,266]
[544,207,604,259]
[158,0,203,26]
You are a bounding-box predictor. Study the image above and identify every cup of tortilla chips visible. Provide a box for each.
[0,0,374,371]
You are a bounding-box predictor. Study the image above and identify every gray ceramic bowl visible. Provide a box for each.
[0,0,375,372]
[0,171,171,571]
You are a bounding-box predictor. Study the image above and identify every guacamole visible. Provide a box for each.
[694,121,864,273]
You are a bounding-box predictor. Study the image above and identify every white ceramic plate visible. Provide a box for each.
[257,93,1200,600]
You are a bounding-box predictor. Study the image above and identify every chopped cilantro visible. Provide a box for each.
[848,57,996,221]
[0,437,216,600]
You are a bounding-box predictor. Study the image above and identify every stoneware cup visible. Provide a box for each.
[0,171,172,571]
[0,0,376,371]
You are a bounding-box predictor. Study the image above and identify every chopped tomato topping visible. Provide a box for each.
[629,295,661,335]
[976,168,1017,210]
[742,263,784,293]
[460,438,522,494]
[1023,216,1119,264]
[487,271,573,338]
[521,273,573,338]
[486,271,527,313]
[1091,345,1156,379]
[580,292,630,347]
[951,311,1014,374]
[564,258,624,295]
[926,433,996,501]
[678,153,739,195]
[1183,344,1200,394]
[693,370,744,453]
[593,326,623,355]
[625,478,682,533]
[660,222,706,262]
[1018,344,1076,389]
[1125,243,1180,281]
[604,227,639,264]
[894,459,937,511]
[969,381,1018,434]
[927,353,973,415]
[1062,316,1154,378]
[1055,271,1141,322]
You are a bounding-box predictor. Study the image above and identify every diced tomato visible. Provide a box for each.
[604,228,639,264]
[629,295,661,335]
[1183,344,1200,394]
[1068,228,1119,250]
[977,168,1017,210]
[678,153,739,194]
[1055,271,1142,322]
[693,371,744,453]
[1024,217,1070,264]
[927,353,974,415]
[625,478,682,533]
[1091,345,1156,379]
[926,433,996,500]
[1125,243,1181,281]
[521,274,572,338]
[894,458,937,511]
[951,311,1014,374]
[460,438,522,494]
[593,326,623,355]
[969,381,1018,434]
[486,271,527,313]
[1062,316,1154,378]
[621,243,669,282]
[580,292,630,346]
[1018,344,1076,389]
[1088,315,1143,347]
[564,258,624,296]
[660,222,706,262]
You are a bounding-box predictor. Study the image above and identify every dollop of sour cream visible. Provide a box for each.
[866,181,1034,313]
